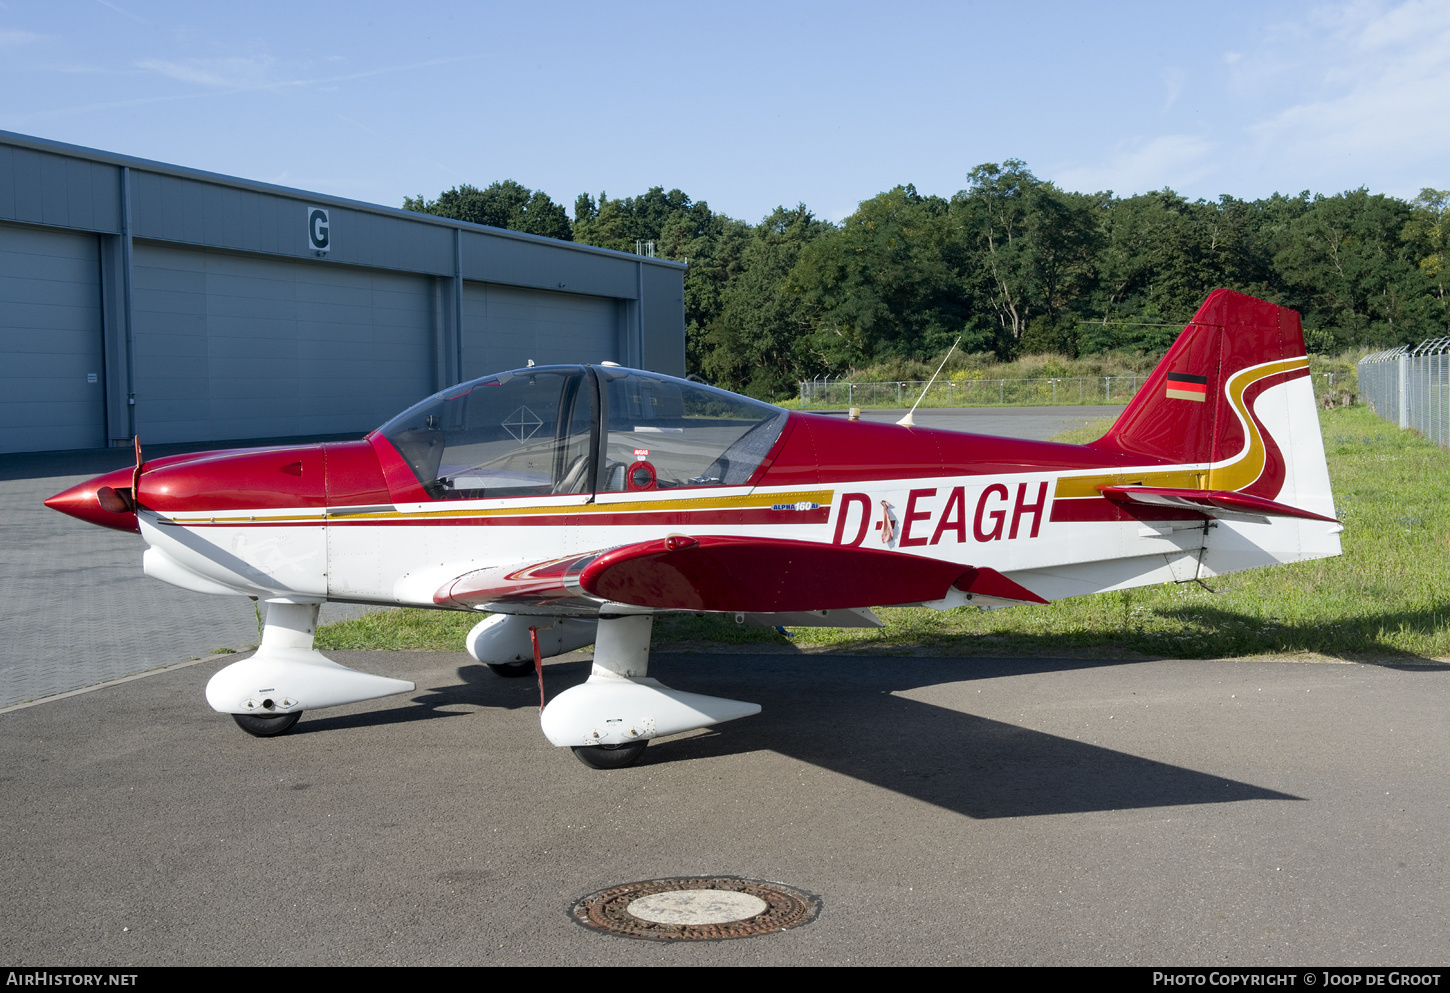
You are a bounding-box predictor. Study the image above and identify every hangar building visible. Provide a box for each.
[0,131,686,455]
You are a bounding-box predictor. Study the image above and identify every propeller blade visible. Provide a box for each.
[131,436,144,502]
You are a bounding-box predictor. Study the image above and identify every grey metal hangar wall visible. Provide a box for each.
[0,131,685,455]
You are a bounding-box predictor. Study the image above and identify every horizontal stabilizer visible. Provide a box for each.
[1099,486,1338,523]
[954,566,1050,605]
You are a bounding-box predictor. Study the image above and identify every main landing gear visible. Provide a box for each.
[486,659,535,678]
[539,613,760,769]
[233,710,302,737]
[572,740,649,769]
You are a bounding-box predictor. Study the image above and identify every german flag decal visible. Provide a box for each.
[1166,372,1208,401]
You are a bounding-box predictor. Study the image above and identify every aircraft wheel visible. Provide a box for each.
[232,711,302,737]
[571,740,648,769]
[487,660,535,678]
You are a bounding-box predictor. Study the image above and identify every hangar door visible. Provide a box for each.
[0,224,105,454]
[130,245,437,445]
[461,283,619,381]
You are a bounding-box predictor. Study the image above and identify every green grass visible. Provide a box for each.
[792,350,1363,410]
[317,406,1450,662]
[318,607,478,651]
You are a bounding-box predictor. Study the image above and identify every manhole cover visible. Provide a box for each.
[570,876,820,941]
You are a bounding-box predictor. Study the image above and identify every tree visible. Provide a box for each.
[953,161,1100,354]
[572,187,701,252]
[404,181,572,241]
[788,185,974,372]
[703,206,833,397]
[955,161,1037,342]
[572,187,752,375]
[1403,188,1449,330]
[1273,190,1427,346]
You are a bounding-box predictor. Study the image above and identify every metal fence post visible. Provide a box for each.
[1399,354,1410,428]
[1359,340,1450,451]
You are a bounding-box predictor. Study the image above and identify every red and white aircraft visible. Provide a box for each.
[47,290,1341,767]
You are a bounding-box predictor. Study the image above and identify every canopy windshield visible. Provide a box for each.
[378,366,593,500]
[596,367,787,492]
[378,365,788,500]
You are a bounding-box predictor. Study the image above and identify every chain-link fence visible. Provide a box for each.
[798,376,1145,408]
[797,372,1350,410]
[1359,336,1450,450]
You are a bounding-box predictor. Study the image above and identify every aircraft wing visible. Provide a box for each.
[434,536,1046,613]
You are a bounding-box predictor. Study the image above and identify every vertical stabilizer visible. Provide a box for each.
[1088,289,1338,575]
[1092,290,1330,509]
[1095,290,1306,472]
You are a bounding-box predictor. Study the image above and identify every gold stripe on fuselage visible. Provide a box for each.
[165,489,838,526]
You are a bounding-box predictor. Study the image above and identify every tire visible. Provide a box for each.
[487,659,536,678]
[571,740,648,769]
[232,711,302,737]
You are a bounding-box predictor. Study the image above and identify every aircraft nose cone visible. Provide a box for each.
[45,468,141,534]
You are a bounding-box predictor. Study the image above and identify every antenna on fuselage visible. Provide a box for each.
[897,337,960,427]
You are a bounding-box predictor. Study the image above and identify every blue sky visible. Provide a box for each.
[2,0,1446,223]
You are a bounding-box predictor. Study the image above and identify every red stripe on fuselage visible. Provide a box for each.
[158,506,834,528]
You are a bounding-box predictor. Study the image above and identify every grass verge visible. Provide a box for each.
[317,406,1449,661]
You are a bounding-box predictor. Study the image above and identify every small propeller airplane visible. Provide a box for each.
[47,289,1341,767]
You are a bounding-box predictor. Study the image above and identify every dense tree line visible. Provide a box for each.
[405,168,1449,400]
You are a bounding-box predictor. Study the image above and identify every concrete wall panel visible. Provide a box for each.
[460,229,637,299]
[0,145,120,233]
[461,283,620,380]
[131,245,435,443]
[640,262,686,377]
[0,223,105,453]
[129,171,458,276]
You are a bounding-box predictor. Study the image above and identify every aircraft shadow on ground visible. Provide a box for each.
[1160,605,1450,668]
[426,652,1300,820]
[290,663,504,734]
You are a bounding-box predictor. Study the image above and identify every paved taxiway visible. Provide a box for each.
[2,648,1445,965]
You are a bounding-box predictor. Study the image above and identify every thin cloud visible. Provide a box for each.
[1,88,217,128]
[1162,68,1186,113]
[93,0,146,24]
[131,53,485,94]
[0,28,42,47]
[4,53,489,125]
[1240,0,1450,191]
[1054,135,1218,196]
[135,56,283,90]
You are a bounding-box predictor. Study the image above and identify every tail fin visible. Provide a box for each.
[1092,289,1334,519]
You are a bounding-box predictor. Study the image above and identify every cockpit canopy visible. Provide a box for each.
[376,365,789,500]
